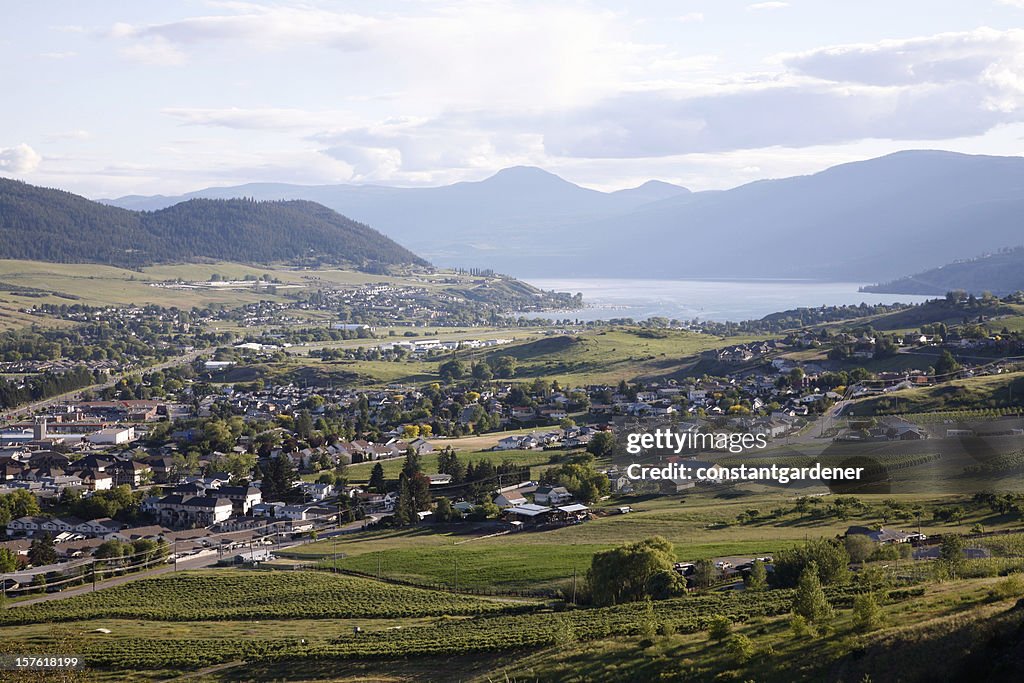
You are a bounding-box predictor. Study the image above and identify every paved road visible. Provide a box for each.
[6,550,221,607]
[4,518,377,609]
[0,348,213,423]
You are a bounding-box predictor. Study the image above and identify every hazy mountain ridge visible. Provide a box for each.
[0,178,426,268]
[102,151,1024,283]
[103,168,693,266]
[862,246,1024,296]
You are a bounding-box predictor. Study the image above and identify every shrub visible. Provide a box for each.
[708,615,733,641]
[726,633,755,664]
[851,593,884,632]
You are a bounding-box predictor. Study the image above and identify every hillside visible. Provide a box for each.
[0,178,426,269]
[105,151,1024,281]
[863,247,1024,296]
[104,167,693,268]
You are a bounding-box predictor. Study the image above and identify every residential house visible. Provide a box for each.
[533,485,572,505]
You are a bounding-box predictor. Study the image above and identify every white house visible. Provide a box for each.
[533,485,572,505]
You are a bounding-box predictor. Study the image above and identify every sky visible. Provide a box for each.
[4,0,1024,197]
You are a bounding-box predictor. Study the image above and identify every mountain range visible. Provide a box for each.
[862,246,1024,296]
[0,178,424,269]
[103,150,1024,283]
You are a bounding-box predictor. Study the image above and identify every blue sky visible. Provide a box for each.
[4,0,1024,197]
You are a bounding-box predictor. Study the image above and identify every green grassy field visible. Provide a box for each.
[850,371,1024,415]
[246,327,760,388]
[461,328,763,385]
[280,491,1021,594]
[335,447,554,484]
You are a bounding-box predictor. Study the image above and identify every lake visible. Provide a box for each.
[523,278,933,323]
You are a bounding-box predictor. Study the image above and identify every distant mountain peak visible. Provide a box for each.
[482,166,576,185]
[610,179,691,201]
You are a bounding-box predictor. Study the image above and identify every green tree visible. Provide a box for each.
[368,462,386,493]
[587,431,616,458]
[792,561,834,623]
[28,534,57,567]
[401,449,422,479]
[747,559,768,591]
[935,350,962,378]
[439,359,467,383]
[295,410,315,440]
[708,615,733,641]
[261,455,298,501]
[940,534,965,577]
[394,475,417,526]
[489,355,517,379]
[434,496,460,523]
[691,559,717,589]
[772,539,850,588]
[588,536,676,606]
[852,593,883,632]
[645,569,688,600]
[0,547,17,572]
[844,534,876,564]
[727,633,755,664]
[471,362,493,381]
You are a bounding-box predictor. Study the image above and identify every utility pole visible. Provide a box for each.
[572,567,577,605]
[377,554,381,580]
[92,561,97,592]
[454,554,459,594]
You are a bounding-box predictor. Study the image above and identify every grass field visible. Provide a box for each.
[851,370,1024,415]
[458,328,762,385]
[280,490,1018,594]
[337,447,554,484]
[246,327,758,388]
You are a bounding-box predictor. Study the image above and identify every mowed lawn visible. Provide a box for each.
[339,448,555,484]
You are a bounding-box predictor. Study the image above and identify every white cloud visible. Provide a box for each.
[0,144,43,174]
[162,108,355,130]
[748,2,789,10]
[118,35,186,65]
[39,51,77,59]
[678,13,704,23]
[46,130,92,141]
[103,3,706,109]
[783,28,1024,86]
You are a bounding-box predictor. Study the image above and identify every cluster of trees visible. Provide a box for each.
[439,355,518,383]
[0,489,41,528]
[770,539,851,588]
[393,451,432,526]
[63,485,145,523]
[588,536,686,606]
[973,491,1024,517]
[539,456,610,504]
[0,365,103,410]
[95,538,167,567]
